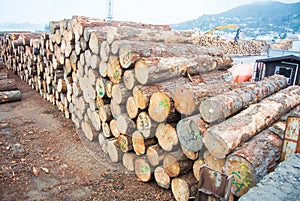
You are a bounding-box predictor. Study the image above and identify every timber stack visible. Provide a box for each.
[1,15,299,201]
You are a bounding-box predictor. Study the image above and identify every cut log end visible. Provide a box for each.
[148,91,171,123]
[200,99,223,123]
[154,166,171,189]
[171,178,190,201]
[224,155,255,197]
[134,157,152,182]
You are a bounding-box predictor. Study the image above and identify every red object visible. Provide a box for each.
[232,63,254,82]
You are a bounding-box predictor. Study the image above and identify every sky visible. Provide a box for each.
[0,0,299,25]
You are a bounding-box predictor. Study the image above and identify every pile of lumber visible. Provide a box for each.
[199,34,269,55]
[1,16,299,201]
[270,39,293,50]
[0,70,21,103]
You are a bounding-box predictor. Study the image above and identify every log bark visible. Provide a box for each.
[134,157,153,182]
[113,40,213,69]
[132,130,157,155]
[106,26,198,45]
[203,86,300,159]
[154,166,171,189]
[176,115,209,152]
[155,123,178,152]
[200,74,287,123]
[0,90,22,103]
[181,145,199,161]
[0,78,18,91]
[224,129,282,197]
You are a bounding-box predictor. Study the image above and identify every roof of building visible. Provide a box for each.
[256,55,300,63]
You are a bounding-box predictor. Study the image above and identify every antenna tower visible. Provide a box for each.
[106,0,114,20]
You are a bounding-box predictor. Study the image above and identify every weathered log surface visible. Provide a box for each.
[0,90,22,103]
[203,86,300,159]
[200,74,287,123]
[0,78,18,91]
[176,115,208,152]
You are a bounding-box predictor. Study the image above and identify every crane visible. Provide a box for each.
[106,0,114,20]
[205,24,241,42]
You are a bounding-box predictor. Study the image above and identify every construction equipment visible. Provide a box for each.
[205,24,241,42]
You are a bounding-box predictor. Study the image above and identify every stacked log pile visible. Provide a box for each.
[199,34,269,55]
[1,16,299,201]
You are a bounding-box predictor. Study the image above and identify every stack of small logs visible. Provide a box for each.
[1,16,300,201]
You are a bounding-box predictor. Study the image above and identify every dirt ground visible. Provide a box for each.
[0,70,174,201]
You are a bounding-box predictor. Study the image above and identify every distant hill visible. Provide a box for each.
[171,1,300,39]
[0,23,47,32]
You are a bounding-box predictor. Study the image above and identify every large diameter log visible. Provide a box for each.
[200,74,287,123]
[134,55,226,85]
[81,121,98,141]
[224,128,283,197]
[0,79,18,91]
[0,90,22,103]
[118,134,133,153]
[203,86,300,159]
[107,26,198,45]
[176,115,209,152]
[113,40,212,69]
[116,113,136,135]
[148,91,172,123]
[154,166,171,189]
[134,157,153,182]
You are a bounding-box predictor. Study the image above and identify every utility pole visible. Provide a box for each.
[106,0,113,20]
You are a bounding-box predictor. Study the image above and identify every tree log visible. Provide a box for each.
[200,74,287,123]
[136,111,157,138]
[203,86,300,159]
[88,30,107,55]
[154,166,171,189]
[116,113,136,135]
[171,173,198,201]
[146,144,165,167]
[0,90,22,103]
[163,150,193,177]
[111,82,131,104]
[81,120,98,141]
[107,138,123,163]
[123,69,136,90]
[132,130,157,155]
[118,134,133,153]
[134,157,153,182]
[126,96,139,119]
[176,115,209,152]
[122,152,138,172]
[0,78,18,91]
[107,55,122,84]
[155,123,178,152]
[106,26,198,45]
